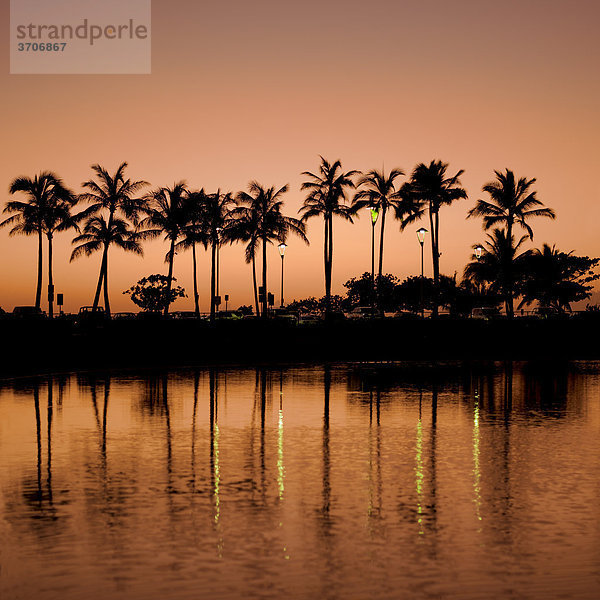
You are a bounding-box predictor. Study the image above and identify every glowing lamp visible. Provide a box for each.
[475,245,484,260]
[278,243,287,257]
[368,206,379,224]
[416,227,427,245]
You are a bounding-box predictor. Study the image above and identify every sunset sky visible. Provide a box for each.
[1,0,599,313]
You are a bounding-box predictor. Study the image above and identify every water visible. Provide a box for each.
[1,362,599,599]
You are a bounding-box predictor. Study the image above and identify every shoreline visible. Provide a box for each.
[2,316,600,378]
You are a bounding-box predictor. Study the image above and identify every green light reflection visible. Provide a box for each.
[473,389,482,525]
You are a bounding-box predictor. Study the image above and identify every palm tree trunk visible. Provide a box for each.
[262,233,268,318]
[323,218,328,309]
[163,239,175,316]
[210,241,216,322]
[103,250,111,317]
[35,228,43,309]
[252,254,260,317]
[47,234,54,318]
[192,242,199,317]
[327,216,333,313]
[378,206,386,280]
[93,244,108,310]
[377,207,387,311]
[324,217,332,313]
[506,221,514,318]
[429,207,439,317]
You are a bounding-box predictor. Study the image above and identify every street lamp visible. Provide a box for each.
[416,228,428,317]
[278,242,287,308]
[475,244,483,260]
[216,227,223,303]
[368,207,379,309]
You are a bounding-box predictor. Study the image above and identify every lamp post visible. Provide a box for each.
[278,242,287,308]
[416,228,428,317]
[368,206,379,309]
[475,244,483,260]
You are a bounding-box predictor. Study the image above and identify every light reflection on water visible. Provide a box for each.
[1,361,600,599]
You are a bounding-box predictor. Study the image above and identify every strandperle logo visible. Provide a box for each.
[10,0,151,74]
[16,19,149,46]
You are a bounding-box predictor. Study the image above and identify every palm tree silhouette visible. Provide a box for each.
[468,169,555,240]
[42,192,81,317]
[463,228,532,315]
[351,168,406,304]
[140,182,190,316]
[175,190,211,317]
[401,160,467,316]
[79,163,148,311]
[467,169,555,316]
[70,216,143,315]
[224,202,262,316]
[195,190,236,321]
[238,182,307,318]
[300,157,357,314]
[519,244,598,313]
[2,172,72,310]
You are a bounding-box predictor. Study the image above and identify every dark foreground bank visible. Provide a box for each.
[2,314,600,376]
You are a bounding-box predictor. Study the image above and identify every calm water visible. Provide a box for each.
[1,362,599,599]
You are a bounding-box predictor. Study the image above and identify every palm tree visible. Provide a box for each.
[139,182,190,316]
[223,202,262,316]
[351,168,406,294]
[467,169,555,316]
[463,228,532,316]
[79,162,148,311]
[238,182,308,318]
[175,190,210,317]
[195,190,236,321]
[70,216,143,315]
[300,157,357,314]
[42,193,81,317]
[468,169,555,241]
[401,160,467,316]
[519,244,599,313]
[1,172,72,310]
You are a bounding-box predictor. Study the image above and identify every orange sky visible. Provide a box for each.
[1,0,599,313]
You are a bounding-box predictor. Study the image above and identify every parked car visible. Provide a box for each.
[470,307,500,319]
[347,306,378,320]
[12,306,45,319]
[271,308,299,324]
[298,313,321,325]
[113,312,136,320]
[532,306,563,318]
[172,311,199,320]
[77,306,106,324]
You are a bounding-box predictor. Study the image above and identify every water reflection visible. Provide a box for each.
[1,361,599,600]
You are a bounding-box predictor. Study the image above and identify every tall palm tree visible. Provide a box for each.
[401,160,467,316]
[463,228,532,316]
[223,202,262,316]
[238,182,308,318]
[2,172,72,310]
[467,169,555,316]
[351,168,405,283]
[175,190,210,317]
[79,162,148,311]
[139,182,190,316]
[70,216,143,316]
[195,190,236,321]
[300,157,357,314]
[468,169,555,241]
[42,193,81,317]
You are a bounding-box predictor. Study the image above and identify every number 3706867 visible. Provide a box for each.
[17,43,67,51]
